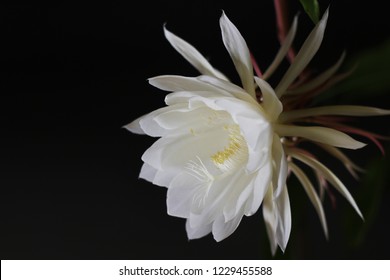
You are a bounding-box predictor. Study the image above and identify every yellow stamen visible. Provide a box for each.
[211,125,248,171]
[211,138,241,164]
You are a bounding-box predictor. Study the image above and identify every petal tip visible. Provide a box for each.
[124,120,144,134]
[354,141,367,150]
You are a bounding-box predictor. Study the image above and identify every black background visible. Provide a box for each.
[1,0,390,259]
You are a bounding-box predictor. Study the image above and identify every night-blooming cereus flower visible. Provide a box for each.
[126,10,390,255]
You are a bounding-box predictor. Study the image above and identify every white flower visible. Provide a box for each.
[127,12,290,250]
[127,10,390,255]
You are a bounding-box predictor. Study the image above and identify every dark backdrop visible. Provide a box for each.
[1,0,390,259]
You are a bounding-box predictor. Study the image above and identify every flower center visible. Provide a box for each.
[211,124,248,172]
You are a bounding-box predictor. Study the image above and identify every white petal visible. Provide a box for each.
[165,90,230,106]
[153,169,181,187]
[254,77,283,121]
[223,177,254,221]
[275,185,292,251]
[275,124,366,149]
[167,172,209,218]
[124,116,145,134]
[149,75,224,93]
[290,150,364,219]
[263,15,298,80]
[198,75,258,105]
[280,105,390,122]
[220,12,256,98]
[271,134,288,198]
[164,26,228,80]
[212,211,244,242]
[220,168,258,222]
[262,186,278,255]
[186,220,212,239]
[240,118,272,173]
[135,104,187,137]
[276,9,329,97]
[247,162,272,215]
[154,104,211,131]
[262,183,291,253]
[189,167,248,228]
[139,163,158,182]
[289,162,328,239]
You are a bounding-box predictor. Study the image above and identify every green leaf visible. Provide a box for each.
[300,0,320,24]
[342,151,389,249]
[313,39,390,105]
